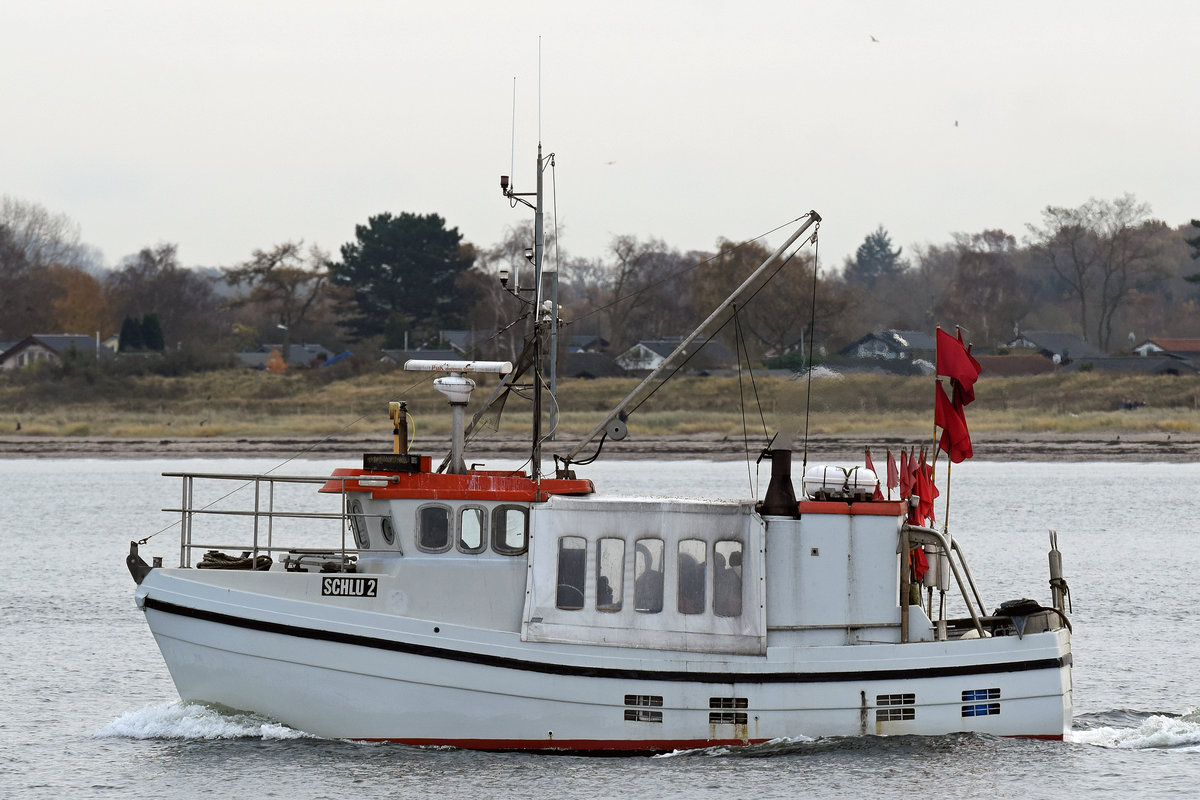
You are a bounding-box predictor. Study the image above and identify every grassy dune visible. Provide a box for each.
[2,366,1198,440]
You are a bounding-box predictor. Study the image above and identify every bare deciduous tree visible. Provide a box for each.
[1028,194,1172,350]
[224,242,330,363]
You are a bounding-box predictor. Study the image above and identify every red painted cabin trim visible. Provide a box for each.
[797,500,907,516]
[320,466,594,502]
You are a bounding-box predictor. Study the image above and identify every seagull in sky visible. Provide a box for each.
[870,35,880,43]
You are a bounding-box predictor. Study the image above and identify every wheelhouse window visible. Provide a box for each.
[492,505,528,555]
[677,538,707,614]
[348,498,370,549]
[713,539,743,617]
[634,538,664,613]
[458,506,486,553]
[556,536,587,610]
[596,538,625,612]
[417,505,451,552]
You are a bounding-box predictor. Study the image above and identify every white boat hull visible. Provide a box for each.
[137,570,1072,749]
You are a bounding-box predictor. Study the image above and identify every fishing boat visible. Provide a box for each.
[126,149,1072,751]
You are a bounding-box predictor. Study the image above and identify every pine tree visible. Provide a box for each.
[119,316,143,352]
[141,313,165,351]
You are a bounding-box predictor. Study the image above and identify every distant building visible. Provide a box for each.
[1005,330,1106,364]
[1132,338,1200,360]
[0,334,110,371]
[839,330,936,360]
[615,338,737,373]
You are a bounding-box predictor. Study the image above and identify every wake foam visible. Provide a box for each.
[1070,708,1200,751]
[95,701,311,740]
[653,736,817,758]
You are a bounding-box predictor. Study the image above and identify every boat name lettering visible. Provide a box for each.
[321,577,378,597]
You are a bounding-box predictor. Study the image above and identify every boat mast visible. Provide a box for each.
[559,211,822,467]
[501,142,554,481]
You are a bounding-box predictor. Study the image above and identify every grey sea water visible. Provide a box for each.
[2,456,1198,799]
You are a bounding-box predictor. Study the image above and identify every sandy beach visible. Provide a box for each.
[2,430,1197,463]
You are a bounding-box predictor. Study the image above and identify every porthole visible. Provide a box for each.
[458,506,486,553]
[349,498,370,549]
[417,505,452,552]
[491,505,528,555]
[380,515,395,546]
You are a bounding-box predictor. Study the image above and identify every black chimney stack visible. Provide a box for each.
[758,448,799,517]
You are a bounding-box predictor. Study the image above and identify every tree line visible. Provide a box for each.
[2,192,1198,375]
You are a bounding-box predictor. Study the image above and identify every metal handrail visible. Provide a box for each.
[901,523,985,639]
[166,471,373,569]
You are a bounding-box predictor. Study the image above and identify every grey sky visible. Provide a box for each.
[3,1,1195,273]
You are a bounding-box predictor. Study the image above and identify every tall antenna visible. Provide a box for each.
[509,77,517,184]
[537,36,543,143]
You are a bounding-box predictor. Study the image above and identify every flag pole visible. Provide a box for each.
[930,329,943,484]
[943,458,952,533]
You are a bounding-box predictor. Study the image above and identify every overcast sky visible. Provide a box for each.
[3,1,1196,274]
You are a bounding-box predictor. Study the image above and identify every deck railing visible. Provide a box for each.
[900,523,987,641]
[161,471,375,569]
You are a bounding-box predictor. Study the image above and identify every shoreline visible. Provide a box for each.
[2,430,1198,462]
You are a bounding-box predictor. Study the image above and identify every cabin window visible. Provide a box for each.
[492,505,528,555]
[417,505,452,552]
[380,515,396,546]
[349,498,369,549]
[556,536,587,610]
[634,538,664,613]
[458,506,486,553]
[677,539,707,615]
[713,539,744,617]
[596,538,625,612]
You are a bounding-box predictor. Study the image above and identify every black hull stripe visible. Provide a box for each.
[143,596,1070,684]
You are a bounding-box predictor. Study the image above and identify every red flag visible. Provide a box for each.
[886,449,898,491]
[936,328,981,404]
[935,382,974,463]
[864,447,884,500]
[914,451,939,526]
[899,448,912,497]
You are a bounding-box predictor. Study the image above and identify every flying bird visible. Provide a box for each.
[870,35,880,43]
